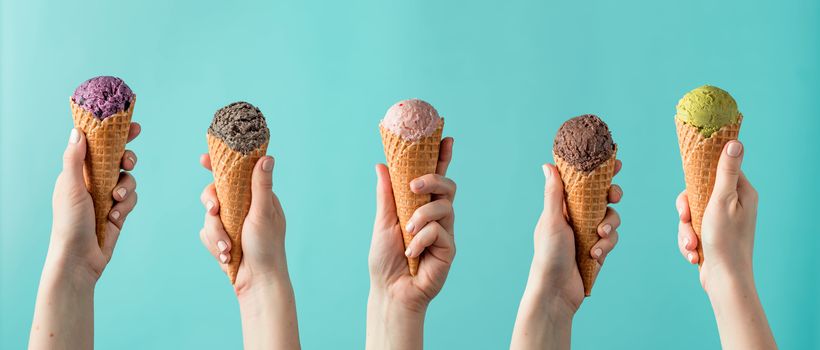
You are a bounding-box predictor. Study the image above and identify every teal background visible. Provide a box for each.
[1,0,818,348]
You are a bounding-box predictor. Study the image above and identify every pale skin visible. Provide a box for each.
[510,159,623,350]
[366,137,456,350]
[676,140,777,350]
[199,152,300,350]
[29,124,142,350]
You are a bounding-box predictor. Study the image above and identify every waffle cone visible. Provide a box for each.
[676,116,742,266]
[554,149,617,296]
[380,120,444,276]
[207,133,268,284]
[70,97,135,248]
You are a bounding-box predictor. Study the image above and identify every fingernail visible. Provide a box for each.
[128,156,136,166]
[411,179,425,191]
[594,248,603,258]
[727,142,742,157]
[219,253,228,263]
[110,210,120,220]
[687,253,694,263]
[405,247,413,257]
[542,165,551,180]
[217,240,228,252]
[206,201,214,211]
[262,157,273,172]
[602,224,612,236]
[117,188,127,199]
[69,128,80,144]
[405,221,415,233]
[684,237,690,249]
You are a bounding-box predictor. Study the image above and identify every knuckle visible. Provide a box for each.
[609,231,619,245]
[200,187,213,204]
[246,210,274,228]
[62,149,79,164]
[436,198,453,209]
[749,187,759,201]
[436,224,448,236]
[607,207,619,217]
[64,185,88,202]
[715,191,737,205]
[543,219,567,233]
[719,163,739,177]
[128,175,137,190]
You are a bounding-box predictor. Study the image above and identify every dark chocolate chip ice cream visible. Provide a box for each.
[208,101,270,154]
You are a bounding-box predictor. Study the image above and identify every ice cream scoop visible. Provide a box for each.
[675,85,740,137]
[71,76,134,120]
[208,101,270,154]
[380,99,442,141]
[553,114,615,172]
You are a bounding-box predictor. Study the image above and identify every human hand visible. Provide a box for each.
[31,124,140,350]
[529,160,622,316]
[510,160,622,350]
[676,140,758,294]
[366,138,454,350]
[368,137,455,313]
[199,154,288,295]
[48,125,141,284]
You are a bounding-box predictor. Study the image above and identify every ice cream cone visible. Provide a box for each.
[676,116,742,266]
[380,119,444,276]
[554,148,617,296]
[207,133,267,284]
[70,96,135,248]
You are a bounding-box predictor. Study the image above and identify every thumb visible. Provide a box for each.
[62,128,87,186]
[542,164,565,219]
[374,164,396,226]
[249,156,275,216]
[712,140,744,198]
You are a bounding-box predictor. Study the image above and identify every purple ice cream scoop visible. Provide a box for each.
[71,76,134,120]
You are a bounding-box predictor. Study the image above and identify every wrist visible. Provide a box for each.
[521,276,576,325]
[41,249,99,290]
[367,287,429,318]
[366,288,427,350]
[705,269,757,304]
[702,258,754,298]
[235,250,291,298]
[236,271,293,307]
[524,262,578,321]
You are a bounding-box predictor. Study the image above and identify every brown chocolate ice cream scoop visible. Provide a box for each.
[553,114,615,172]
[208,101,270,154]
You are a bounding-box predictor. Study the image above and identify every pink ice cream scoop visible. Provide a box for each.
[380,99,441,141]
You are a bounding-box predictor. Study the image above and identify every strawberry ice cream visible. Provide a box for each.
[380,99,442,141]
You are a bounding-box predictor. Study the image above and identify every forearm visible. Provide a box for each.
[708,273,777,350]
[237,270,300,350]
[29,255,96,350]
[366,289,426,350]
[510,271,573,350]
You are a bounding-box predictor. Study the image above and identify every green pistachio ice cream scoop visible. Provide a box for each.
[675,85,740,137]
